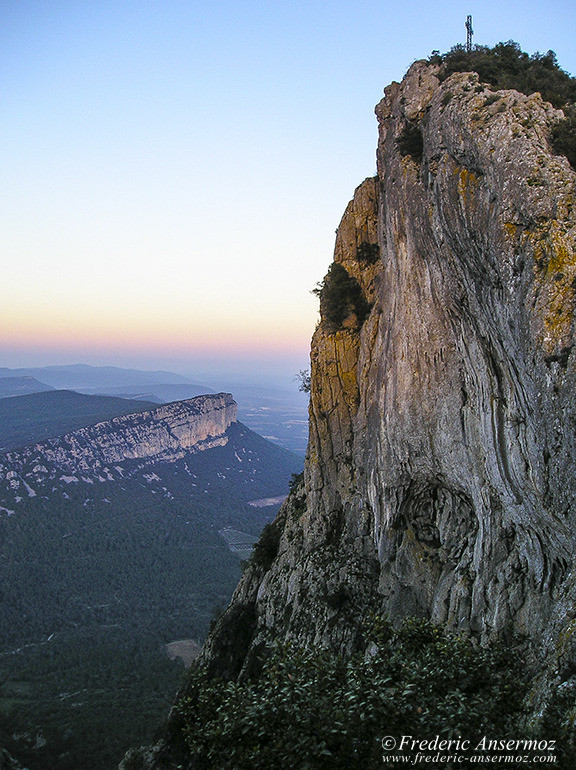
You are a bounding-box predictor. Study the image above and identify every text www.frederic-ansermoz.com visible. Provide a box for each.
[380,735,558,765]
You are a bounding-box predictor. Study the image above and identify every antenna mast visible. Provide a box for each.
[466,15,474,53]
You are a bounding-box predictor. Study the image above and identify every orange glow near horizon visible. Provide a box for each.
[1,291,317,361]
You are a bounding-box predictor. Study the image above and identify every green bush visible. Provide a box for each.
[174,617,558,769]
[313,262,371,332]
[551,108,576,169]
[249,520,282,571]
[356,241,380,264]
[431,41,576,109]
[397,121,424,161]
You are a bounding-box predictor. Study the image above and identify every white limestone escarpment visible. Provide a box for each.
[198,61,576,685]
[0,394,237,494]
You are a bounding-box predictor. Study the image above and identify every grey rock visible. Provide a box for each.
[121,61,576,766]
[202,61,576,679]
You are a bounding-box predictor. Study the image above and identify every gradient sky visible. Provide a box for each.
[1,0,575,385]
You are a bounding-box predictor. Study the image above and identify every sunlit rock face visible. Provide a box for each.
[201,61,576,679]
[0,394,237,495]
[122,61,576,766]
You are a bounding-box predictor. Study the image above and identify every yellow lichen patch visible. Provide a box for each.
[530,225,576,351]
[457,167,480,209]
[543,287,573,344]
[503,222,518,238]
[546,232,576,276]
[333,332,360,408]
[340,368,358,394]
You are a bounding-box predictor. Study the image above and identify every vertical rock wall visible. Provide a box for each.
[122,59,576,770]
[193,62,576,685]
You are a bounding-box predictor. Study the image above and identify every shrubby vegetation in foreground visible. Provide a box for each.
[173,617,576,769]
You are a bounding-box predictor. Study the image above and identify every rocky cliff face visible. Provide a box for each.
[196,62,576,682]
[122,61,576,767]
[0,393,236,503]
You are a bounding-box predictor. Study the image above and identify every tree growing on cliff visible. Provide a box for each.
[313,262,370,332]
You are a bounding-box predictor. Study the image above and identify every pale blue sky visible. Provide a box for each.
[1,0,575,385]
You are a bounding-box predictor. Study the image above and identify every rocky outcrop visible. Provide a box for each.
[200,62,576,675]
[122,61,576,766]
[0,394,236,501]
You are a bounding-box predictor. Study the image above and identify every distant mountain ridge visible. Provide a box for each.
[0,364,206,391]
[81,383,215,402]
[0,376,54,398]
[0,364,309,455]
[0,394,237,506]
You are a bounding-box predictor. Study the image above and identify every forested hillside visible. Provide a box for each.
[0,416,302,769]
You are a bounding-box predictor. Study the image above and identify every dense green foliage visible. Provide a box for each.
[430,41,576,108]
[551,106,576,169]
[0,491,244,769]
[0,390,157,451]
[0,628,185,770]
[249,519,282,571]
[356,241,380,265]
[397,122,424,161]
[314,262,370,331]
[175,616,574,769]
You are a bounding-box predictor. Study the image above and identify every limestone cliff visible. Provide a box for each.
[122,61,576,767]
[0,393,236,502]
[196,62,576,681]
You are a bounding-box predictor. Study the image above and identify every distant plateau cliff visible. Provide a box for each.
[0,394,236,503]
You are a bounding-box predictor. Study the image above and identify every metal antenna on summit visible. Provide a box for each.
[466,15,474,53]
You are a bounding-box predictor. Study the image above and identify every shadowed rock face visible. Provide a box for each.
[202,61,576,674]
[121,61,576,767]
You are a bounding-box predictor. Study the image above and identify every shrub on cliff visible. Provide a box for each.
[313,262,370,332]
[174,617,553,769]
[551,107,576,169]
[249,520,282,571]
[356,241,380,264]
[431,41,576,109]
[430,42,576,169]
[397,121,424,162]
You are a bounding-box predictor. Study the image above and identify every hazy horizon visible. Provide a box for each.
[0,350,310,390]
